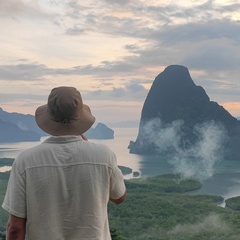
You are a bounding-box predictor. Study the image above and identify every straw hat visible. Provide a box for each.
[35,86,95,136]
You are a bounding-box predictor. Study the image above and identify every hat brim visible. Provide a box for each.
[35,104,95,136]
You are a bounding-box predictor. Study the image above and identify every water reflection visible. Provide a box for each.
[0,137,47,158]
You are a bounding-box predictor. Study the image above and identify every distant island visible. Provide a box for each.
[0,108,114,142]
[85,123,114,139]
[129,65,240,161]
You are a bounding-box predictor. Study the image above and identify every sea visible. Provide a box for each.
[1,128,240,203]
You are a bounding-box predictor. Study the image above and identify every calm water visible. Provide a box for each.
[1,128,240,200]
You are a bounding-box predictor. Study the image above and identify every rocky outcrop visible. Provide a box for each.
[129,65,240,160]
[85,123,114,139]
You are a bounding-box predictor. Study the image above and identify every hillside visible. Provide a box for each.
[108,175,240,240]
[2,170,240,239]
[0,118,40,142]
[129,65,240,160]
[0,108,114,142]
[0,107,46,137]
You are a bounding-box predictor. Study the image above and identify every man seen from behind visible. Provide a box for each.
[2,86,126,240]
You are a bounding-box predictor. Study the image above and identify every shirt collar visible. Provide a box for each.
[43,135,83,144]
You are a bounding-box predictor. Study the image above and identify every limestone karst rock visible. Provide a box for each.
[85,123,114,139]
[129,65,240,160]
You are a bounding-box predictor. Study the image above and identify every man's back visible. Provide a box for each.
[3,135,126,240]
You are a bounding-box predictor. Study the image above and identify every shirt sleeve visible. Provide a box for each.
[2,160,27,218]
[109,154,126,200]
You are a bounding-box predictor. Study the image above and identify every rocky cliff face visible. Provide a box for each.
[129,65,240,160]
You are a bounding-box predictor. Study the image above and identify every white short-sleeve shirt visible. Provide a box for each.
[2,136,126,240]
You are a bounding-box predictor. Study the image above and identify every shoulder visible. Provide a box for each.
[16,143,45,160]
[84,141,117,164]
[12,143,45,172]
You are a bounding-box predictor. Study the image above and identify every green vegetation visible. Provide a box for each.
[108,175,240,240]
[110,228,128,240]
[225,196,240,211]
[1,165,240,240]
[125,174,202,193]
[0,233,5,240]
[0,171,9,237]
[0,161,11,234]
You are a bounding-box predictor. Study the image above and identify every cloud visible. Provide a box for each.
[104,0,129,4]
[65,26,85,35]
[0,77,148,108]
[84,82,148,101]
[169,214,230,237]
[0,0,27,17]
[141,118,227,181]
[138,214,232,239]
[182,40,240,71]
[76,1,240,41]
[0,92,47,103]
[127,83,145,92]
[152,19,240,44]
[0,0,59,20]
[0,63,49,81]
[0,61,130,81]
[129,19,240,70]
[1,0,240,119]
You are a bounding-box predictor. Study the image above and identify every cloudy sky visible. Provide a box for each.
[0,0,240,124]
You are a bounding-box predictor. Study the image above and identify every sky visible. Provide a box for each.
[0,0,240,124]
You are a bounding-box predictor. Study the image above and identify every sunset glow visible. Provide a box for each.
[0,0,240,122]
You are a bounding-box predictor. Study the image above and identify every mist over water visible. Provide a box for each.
[1,128,240,199]
[142,119,226,181]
